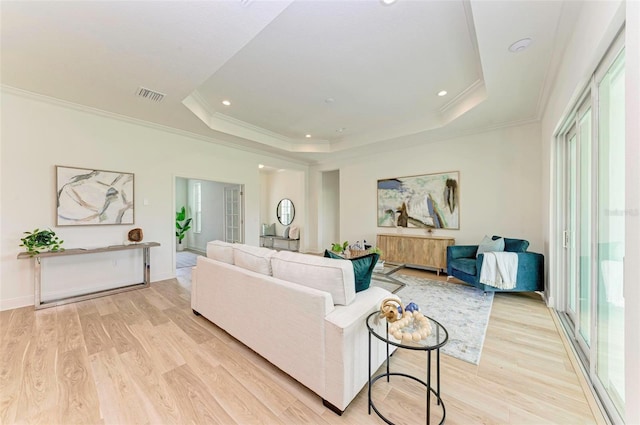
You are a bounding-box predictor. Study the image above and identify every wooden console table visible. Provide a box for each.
[17,242,160,309]
[376,234,454,275]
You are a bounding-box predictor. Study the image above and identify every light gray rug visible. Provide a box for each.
[176,251,199,268]
[371,275,494,365]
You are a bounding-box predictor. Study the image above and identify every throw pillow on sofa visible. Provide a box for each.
[233,244,275,275]
[271,250,355,305]
[476,235,505,257]
[206,240,234,264]
[324,250,380,293]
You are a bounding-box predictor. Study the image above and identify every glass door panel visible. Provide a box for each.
[224,186,243,244]
[566,130,578,322]
[596,49,625,416]
[578,107,592,348]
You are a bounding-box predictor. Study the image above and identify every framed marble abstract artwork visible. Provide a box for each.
[377,171,459,230]
[56,165,134,226]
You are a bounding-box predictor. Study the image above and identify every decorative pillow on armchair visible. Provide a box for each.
[476,235,505,257]
[324,250,380,292]
[492,235,530,252]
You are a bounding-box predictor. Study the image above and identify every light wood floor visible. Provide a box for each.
[0,270,604,425]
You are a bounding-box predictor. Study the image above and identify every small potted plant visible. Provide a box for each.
[331,241,349,254]
[175,206,192,251]
[19,228,64,256]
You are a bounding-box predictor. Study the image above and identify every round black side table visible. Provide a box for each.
[366,311,449,425]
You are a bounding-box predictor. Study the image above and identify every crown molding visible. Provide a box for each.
[1,85,311,166]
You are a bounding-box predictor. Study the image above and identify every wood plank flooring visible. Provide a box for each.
[0,270,605,424]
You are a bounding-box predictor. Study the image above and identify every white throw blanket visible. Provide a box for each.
[479,252,518,289]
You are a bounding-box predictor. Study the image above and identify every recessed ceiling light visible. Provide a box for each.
[336,127,346,133]
[305,134,312,138]
[381,0,397,5]
[258,164,264,169]
[437,90,448,97]
[222,100,231,106]
[508,38,532,53]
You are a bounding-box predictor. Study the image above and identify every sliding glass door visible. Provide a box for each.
[563,101,592,358]
[558,33,625,422]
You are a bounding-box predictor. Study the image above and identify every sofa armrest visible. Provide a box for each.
[447,245,478,260]
[514,252,544,291]
[447,245,478,275]
[324,287,398,411]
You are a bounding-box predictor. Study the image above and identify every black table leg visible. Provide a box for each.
[437,348,441,406]
[368,331,372,415]
[427,350,431,425]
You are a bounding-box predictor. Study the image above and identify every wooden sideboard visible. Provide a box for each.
[376,234,455,275]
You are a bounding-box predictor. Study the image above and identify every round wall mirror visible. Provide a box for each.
[277,198,295,226]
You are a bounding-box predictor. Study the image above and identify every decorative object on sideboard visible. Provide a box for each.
[175,206,192,251]
[128,228,143,243]
[56,165,134,226]
[19,228,64,256]
[377,170,459,230]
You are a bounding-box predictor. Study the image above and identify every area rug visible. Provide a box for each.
[371,275,494,365]
[176,251,199,268]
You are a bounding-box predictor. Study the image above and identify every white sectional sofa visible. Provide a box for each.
[191,240,395,414]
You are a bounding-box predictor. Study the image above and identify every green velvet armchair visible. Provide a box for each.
[446,236,544,292]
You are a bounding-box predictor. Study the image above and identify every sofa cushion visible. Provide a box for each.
[233,244,275,275]
[477,235,504,257]
[324,250,380,293]
[492,236,530,253]
[450,258,477,276]
[206,240,234,264]
[271,251,356,306]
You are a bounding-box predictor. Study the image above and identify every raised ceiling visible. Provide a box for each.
[0,0,579,163]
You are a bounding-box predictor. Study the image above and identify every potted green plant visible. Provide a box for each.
[331,241,349,253]
[19,228,64,256]
[175,206,192,251]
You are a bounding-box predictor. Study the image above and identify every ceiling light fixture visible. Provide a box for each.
[258,164,264,169]
[437,90,448,97]
[380,0,397,5]
[222,100,231,106]
[336,127,346,133]
[305,134,312,138]
[508,38,532,53]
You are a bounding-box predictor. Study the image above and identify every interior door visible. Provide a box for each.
[224,185,243,243]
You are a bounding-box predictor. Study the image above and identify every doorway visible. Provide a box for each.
[174,176,244,289]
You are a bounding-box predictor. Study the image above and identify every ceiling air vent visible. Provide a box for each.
[136,86,165,102]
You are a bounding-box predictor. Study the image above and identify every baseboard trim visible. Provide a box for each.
[0,295,34,311]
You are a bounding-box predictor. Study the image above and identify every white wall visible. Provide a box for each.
[321,170,340,251]
[186,179,228,252]
[324,123,543,253]
[262,169,304,238]
[0,90,303,310]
